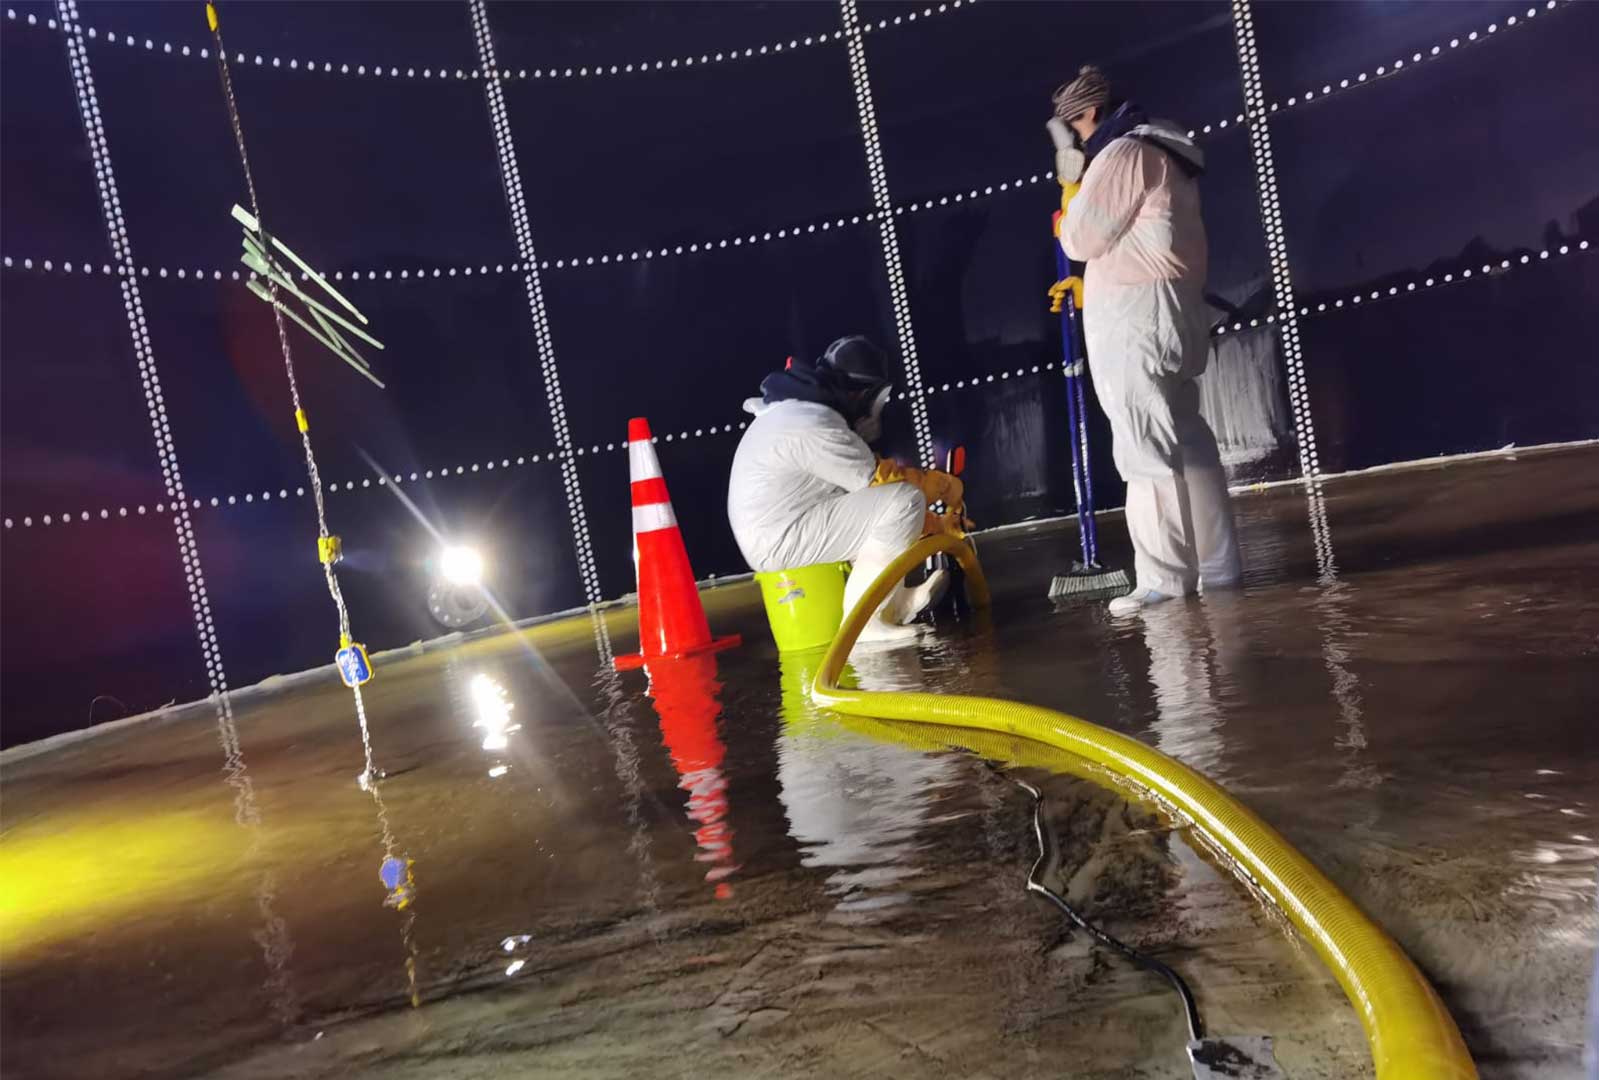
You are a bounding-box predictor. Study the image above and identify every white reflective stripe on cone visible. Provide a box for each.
[629,439,663,481]
[632,502,677,534]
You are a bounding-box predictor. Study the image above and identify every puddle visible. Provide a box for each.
[3,446,1597,1078]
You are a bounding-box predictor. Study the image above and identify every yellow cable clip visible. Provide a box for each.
[318,534,343,565]
[206,3,218,32]
[340,631,353,648]
[295,407,309,433]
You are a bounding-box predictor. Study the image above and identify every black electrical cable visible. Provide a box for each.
[1003,770,1204,1042]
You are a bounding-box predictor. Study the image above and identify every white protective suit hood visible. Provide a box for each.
[1126,120,1204,176]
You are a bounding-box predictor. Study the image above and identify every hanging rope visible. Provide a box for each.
[205,2,381,784]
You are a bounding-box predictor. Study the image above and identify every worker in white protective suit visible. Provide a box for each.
[728,337,957,642]
[1049,65,1242,614]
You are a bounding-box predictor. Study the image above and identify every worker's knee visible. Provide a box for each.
[869,483,927,546]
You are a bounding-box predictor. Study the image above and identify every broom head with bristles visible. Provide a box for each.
[1048,562,1132,600]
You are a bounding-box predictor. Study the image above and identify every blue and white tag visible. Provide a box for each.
[336,643,373,687]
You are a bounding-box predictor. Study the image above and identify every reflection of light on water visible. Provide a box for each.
[1138,604,1226,778]
[1505,838,1599,925]
[1311,577,1384,792]
[379,854,416,910]
[209,690,301,1027]
[1258,479,1381,792]
[678,762,738,901]
[369,783,422,1008]
[778,725,955,918]
[682,767,732,863]
[1305,478,1337,584]
[778,650,959,921]
[487,764,510,779]
[644,654,740,902]
[589,611,665,934]
[501,934,534,979]
[469,673,519,751]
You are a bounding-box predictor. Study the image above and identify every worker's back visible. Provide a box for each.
[1067,120,1208,290]
[728,400,876,572]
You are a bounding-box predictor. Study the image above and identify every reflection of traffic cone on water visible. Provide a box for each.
[615,417,740,671]
[646,654,738,900]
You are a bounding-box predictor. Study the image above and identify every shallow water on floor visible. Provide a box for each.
[2,447,1596,1078]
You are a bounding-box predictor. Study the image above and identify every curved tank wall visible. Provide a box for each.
[1,0,1595,745]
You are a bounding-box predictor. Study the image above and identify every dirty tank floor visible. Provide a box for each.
[2,445,1596,1079]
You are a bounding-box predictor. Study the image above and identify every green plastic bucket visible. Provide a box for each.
[754,562,849,652]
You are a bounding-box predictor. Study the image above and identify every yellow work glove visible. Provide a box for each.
[1048,177,1087,312]
[922,507,973,541]
[1058,178,1081,215]
[873,458,963,509]
[1048,179,1085,313]
[872,456,910,487]
[920,469,963,509]
[1047,275,1083,313]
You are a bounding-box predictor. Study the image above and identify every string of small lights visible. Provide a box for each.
[2,1,978,83]
[52,0,244,752]
[840,0,934,467]
[1232,0,1317,482]
[467,0,602,604]
[7,0,1586,566]
[1232,0,1339,584]
[2,360,1087,530]
[5,0,1579,288]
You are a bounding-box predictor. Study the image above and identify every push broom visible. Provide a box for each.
[1047,220,1132,600]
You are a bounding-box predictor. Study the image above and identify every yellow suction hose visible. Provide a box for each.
[812,533,1476,1080]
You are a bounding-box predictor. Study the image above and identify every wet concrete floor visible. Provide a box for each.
[2,445,1596,1079]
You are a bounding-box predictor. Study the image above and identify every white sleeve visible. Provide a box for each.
[802,413,878,492]
[1060,138,1153,262]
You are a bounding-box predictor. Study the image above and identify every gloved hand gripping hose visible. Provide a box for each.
[812,533,1478,1080]
[873,457,965,508]
[874,457,972,538]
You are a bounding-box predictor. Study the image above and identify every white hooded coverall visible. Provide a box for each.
[1060,121,1242,596]
[728,399,925,574]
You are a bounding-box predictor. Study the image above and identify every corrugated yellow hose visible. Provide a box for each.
[812,533,1476,1080]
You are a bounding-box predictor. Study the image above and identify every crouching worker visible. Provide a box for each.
[729,336,960,642]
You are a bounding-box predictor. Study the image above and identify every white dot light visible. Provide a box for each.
[56,4,235,715]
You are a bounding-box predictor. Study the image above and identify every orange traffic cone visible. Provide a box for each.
[614,417,740,671]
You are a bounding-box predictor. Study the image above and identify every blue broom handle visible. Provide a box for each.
[1066,300,1102,565]
[1054,239,1095,566]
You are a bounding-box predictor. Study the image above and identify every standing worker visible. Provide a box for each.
[1049,65,1242,614]
[728,337,959,642]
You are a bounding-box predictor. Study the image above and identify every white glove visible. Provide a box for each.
[1046,117,1085,183]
